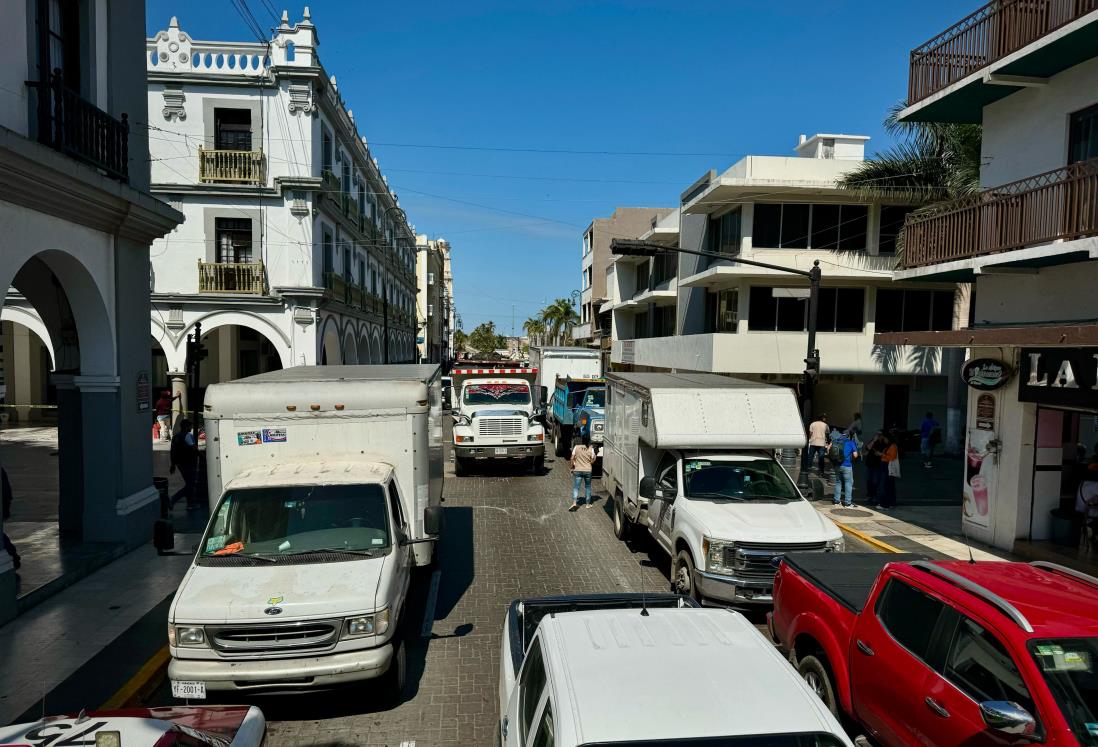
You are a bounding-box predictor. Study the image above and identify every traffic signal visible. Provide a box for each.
[803,353,820,383]
[186,334,208,368]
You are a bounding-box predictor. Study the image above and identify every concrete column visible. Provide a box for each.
[52,375,86,542]
[12,326,31,423]
[169,371,187,433]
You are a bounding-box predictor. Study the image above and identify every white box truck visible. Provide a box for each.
[166,365,444,699]
[602,373,843,606]
[529,346,601,393]
[450,365,546,476]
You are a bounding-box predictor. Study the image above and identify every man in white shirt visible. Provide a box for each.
[807,415,830,476]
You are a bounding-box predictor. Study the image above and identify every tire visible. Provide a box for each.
[612,492,631,541]
[672,549,700,603]
[381,635,407,704]
[454,457,467,477]
[532,455,545,475]
[797,654,839,717]
[554,425,569,457]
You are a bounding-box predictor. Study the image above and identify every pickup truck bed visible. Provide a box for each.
[782,552,927,613]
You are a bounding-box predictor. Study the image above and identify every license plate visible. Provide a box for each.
[171,680,207,699]
[494,447,508,456]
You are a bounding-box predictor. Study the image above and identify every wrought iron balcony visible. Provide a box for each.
[902,159,1098,267]
[909,0,1098,105]
[321,169,341,198]
[198,261,266,294]
[323,272,351,304]
[26,70,129,182]
[198,148,265,184]
[349,284,363,309]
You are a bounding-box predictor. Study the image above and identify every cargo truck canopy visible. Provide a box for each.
[610,372,805,449]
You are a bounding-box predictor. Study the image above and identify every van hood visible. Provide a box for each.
[170,555,388,624]
[684,498,841,544]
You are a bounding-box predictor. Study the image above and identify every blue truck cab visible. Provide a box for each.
[550,378,606,458]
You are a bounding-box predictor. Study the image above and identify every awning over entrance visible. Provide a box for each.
[874,323,1098,348]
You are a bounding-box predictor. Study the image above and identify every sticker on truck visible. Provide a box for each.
[262,427,287,443]
[237,431,261,446]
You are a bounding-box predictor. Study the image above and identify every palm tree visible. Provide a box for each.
[540,298,579,345]
[523,317,546,347]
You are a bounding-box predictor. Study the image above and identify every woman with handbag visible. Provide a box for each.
[880,435,900,510]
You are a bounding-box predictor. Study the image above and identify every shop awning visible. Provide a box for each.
[874,323,1098,348]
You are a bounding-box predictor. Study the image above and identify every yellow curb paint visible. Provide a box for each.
[101,645,170,709]
[834,521,903,554]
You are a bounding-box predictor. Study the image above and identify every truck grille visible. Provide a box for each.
[476,417,525,437]
[207,619,340,655]
[723,541,828,580]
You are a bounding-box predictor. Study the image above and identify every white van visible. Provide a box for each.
[166,365,443,699]
[603,373,843,605]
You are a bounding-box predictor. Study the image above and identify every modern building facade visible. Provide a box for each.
[876,4,1098,553]
[415,235,451,365]
[146,13,418,407]
[0,0,182,621]
[610,134,967,437]
[575,208,673,369]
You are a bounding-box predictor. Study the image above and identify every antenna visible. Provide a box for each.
[640,588,649,617]
[961,516,976,564]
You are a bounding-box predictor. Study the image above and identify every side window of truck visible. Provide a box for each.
[656,453,678,492]
[941,612,1037,717]
[876,579,949,664]
[387,482,406,531]
[520,637,549,743]
[530,699,555,747]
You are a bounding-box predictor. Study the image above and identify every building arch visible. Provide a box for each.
[181,311,292,369]
[320,315,342,365]
[150,317,187,372]
[1,305,56,370]
[343,327,359,365]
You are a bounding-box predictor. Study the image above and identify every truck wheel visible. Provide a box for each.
[532,455,545,475]
[673,549,700,603]
[454,457,467,477]
[381,635,407,704]
[797,654,839,716]
[612,493,631,541]
[554,425,569,457]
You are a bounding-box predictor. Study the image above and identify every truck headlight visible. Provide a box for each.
[826,536,845,552]
[527,432,544,442]
[702,537,735,576]
[170,625,207,647]
[344,608,390,638]
[455,435,474,443]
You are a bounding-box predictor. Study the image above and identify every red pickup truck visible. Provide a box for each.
[769,552,1098,747]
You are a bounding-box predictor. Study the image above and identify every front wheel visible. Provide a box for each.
[531,455,545,475]
[554,425,569,457]
[381,635,407,705]
[612,493,631,541]
[797,654,839,716]
[672,549,700,603]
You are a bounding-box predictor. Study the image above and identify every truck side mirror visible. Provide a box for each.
[538,386,548,405]
[424,505,443,536]
[639,477,656,501]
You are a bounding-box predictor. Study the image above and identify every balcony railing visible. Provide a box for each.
[321,169,340,198]
[909,0,1098,104]
[198,261,266,294]
[349,285,363,309]
[26,70,129,182]
[323,272,349,303]
[198,148,264,184]
[902,159,1098,268]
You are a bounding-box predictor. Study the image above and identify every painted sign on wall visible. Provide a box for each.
[136,372,150,412]
[961,358,1012,390]
[963,391,998,531]
[1018,347,1098,408]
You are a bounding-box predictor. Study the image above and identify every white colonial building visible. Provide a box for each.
[609,133,968,439]
[145,12,418,403]
[415,235,453,365]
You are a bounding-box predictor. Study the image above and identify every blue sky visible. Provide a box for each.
[145,1,967,336]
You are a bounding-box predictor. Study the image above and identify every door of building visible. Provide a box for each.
[883,384,909,432]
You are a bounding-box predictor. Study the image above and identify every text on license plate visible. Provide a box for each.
[171,680,207,699]
[494,447,508,456]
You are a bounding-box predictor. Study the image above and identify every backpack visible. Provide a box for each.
[828,438,847,466]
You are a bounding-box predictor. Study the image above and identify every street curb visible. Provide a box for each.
[101,645,170,709]
[834,521,903,554]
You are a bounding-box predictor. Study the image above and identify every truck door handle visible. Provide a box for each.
[501,716,508,740]
[856,639,874,656]
[925,697,950,718]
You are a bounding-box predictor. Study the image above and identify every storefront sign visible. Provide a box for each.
[976,394,996,430]
[961,358,1011,390]
[1018,348,1098,408]
[964,390,999,531]
[136,372,150,412]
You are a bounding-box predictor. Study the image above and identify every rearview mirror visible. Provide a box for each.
[538,385,548,406]
[639,477,656,501]
[424,505,443,536]
[979,701,1038,739]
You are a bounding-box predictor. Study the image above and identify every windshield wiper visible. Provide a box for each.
[284,547,383,557]
[687,492,747,501]
[205,551,277,562]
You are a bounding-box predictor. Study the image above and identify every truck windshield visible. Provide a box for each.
[199,484,390,563]
[464,383,530,406]
[1029,637,1098,746]
[682,457,800,502]
[578,389,605,408]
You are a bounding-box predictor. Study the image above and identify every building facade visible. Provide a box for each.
[610,134,967,437]
[415,236,451,365]
[877,4,1098,553]
[575,208,673,369]
[0,0,181,621]
[146,13,418,405]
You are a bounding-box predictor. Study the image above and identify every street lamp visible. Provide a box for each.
[610,239,822,487]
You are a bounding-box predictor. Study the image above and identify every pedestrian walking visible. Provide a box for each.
[1074,473,1098,547]
[831,430,859,507]
[154,390,180,443]
[880,435,900,509]
[807,415,830,476]
[2,467,21,571]
[920,411,941,468]
[848,412,863,439]
[569,433,596,511]
[863,430,885,506]
[170,418,200,510]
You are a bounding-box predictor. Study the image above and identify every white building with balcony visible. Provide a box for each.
[145,13,418,402]
[415,236,452,365]
[610,134,967,436]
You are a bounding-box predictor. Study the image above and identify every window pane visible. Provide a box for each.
[838,205,869,252]
[720,209,741,254]
[776,297,805,331]
[835,288,865,332]
[877,579,946,661]
[780,204,810,249]
[753,204,782,249]
[531,700,555,747]
[816,288,837,332]
[931,291,955,331]
[707,215,722,255]
[945,617,1035,716]
[811,204,840,251]
[748,287,777,331]
[879,206,913,255]
[1069,103,1098,165]
[717,289,738,332]
[903,291,932,332]
[520,638,547,741]
[876,289,903,333]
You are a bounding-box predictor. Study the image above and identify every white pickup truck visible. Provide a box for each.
[602,373,843,605]
[498,593,853,746]
[166,365,444,700]
[451,366,546,476]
